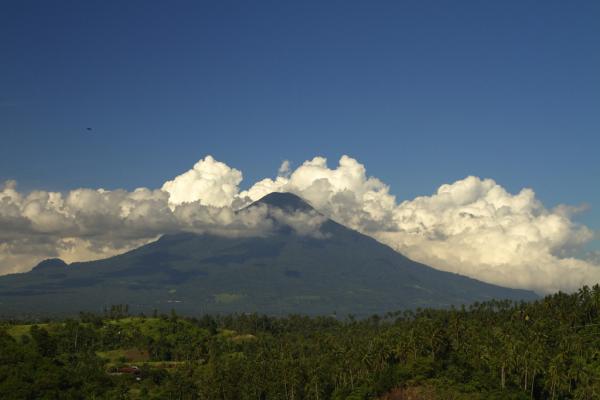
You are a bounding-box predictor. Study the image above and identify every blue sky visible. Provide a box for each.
[1,1,599,249]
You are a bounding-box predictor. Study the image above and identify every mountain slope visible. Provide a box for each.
[0,192,537,317]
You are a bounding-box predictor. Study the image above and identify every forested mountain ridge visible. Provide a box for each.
[0,192,535,317]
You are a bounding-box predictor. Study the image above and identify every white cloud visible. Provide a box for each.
[241,156,600,293]
[240,155,398,232]
[1,154,599,294]
[161,155,242,208]
[268,208,329,238]
[372,177,598,294]
[0,160,323,274]
[588,250,600,265]
[278,160,291,177]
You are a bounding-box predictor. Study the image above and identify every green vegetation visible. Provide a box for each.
[3,286,600,399]
[5,322,52,339]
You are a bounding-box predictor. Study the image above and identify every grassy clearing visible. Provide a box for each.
[97,348,150,363]
[231,333,257,342]
[5,323,53,339]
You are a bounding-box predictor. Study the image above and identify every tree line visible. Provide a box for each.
[3,286,600,399]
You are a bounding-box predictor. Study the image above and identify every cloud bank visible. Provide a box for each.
[1,155,598,293]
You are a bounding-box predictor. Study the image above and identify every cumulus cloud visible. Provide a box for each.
[1,154,599,293]
[374,179,598,294]
[240,156,600,294]
[0,165,323,274]
[161,155,242,208]
[240,155,399,232]
[278,160,291,177]
[589,251,600,265]
[268,208,329,238]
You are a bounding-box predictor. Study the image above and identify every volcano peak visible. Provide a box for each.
[252,192,315,213]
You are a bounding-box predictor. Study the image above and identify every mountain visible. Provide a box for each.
[0,192,537,317]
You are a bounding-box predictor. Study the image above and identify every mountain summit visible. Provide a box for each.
[0,193,537,317]
[251,192,315,213]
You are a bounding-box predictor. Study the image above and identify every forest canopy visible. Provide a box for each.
[3,286,600,399]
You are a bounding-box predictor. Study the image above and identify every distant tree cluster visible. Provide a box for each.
[3,286,600,399]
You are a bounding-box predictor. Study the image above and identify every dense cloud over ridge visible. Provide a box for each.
[1,155,598,293]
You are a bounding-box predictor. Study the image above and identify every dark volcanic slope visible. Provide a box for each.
[0,193,537,317]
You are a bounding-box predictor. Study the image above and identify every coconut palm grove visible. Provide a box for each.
[2,287,600,399]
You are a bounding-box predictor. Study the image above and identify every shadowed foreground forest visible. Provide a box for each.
[3,287,600,399]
